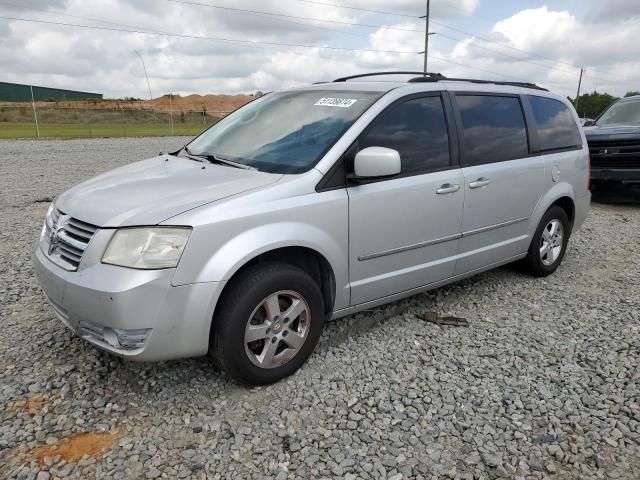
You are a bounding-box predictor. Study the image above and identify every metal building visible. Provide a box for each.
[0,82,103,102]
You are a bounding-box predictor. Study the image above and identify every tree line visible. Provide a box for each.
[569,91,640,119]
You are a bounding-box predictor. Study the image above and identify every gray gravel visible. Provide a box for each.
[1,137,639,480]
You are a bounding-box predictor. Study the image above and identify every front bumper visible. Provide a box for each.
[591,168,640,184]
[33,247,224,361]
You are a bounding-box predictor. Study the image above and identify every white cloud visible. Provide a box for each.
[437,6,640,97]
[0,1,637,99]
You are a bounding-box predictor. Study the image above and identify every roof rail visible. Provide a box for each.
[333,71,446,82]
[409,76,548,91]
[330,71,547,92]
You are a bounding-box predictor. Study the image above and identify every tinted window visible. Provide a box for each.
[359,96,450,175]
[457,95,528,165]
[530,96,582,151]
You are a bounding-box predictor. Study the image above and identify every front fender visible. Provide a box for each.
[206,222,344,281]
[175,222,349,311]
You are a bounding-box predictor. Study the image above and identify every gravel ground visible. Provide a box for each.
[0,137,639,480]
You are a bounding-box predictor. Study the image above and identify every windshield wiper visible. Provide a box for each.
[182,146,255,170]
[182,146,207,163]
[201,153,256,170]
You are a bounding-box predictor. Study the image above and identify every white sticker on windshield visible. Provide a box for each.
[314,97,358,108]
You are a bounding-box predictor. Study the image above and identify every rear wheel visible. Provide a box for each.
[522,206,571,277]
[210,262,325,385]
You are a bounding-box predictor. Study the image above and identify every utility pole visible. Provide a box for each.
[575,68,584,114]
[423,0,430,73]
[419,1,436,74]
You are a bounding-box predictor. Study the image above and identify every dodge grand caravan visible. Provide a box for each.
[34,72,591,385]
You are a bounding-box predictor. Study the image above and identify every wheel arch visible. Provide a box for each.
[219,246,337,316]
[529,183,576,237]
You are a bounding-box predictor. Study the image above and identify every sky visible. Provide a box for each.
[0,0,639,99]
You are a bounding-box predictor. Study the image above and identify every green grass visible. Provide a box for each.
[0,122,208,139]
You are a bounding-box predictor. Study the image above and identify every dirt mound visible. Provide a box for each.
[148,93,253,114]
[0,93,254,115]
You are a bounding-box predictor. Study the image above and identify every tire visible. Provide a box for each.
[522,206,571,277]
[210,262,325,385]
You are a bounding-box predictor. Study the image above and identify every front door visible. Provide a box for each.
[347,94,464,306]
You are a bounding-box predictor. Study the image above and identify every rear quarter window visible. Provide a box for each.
[529,96,582,152]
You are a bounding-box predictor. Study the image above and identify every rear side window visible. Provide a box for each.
[529,96,582,151]
[457,95,529,166]
[359,96,450,175]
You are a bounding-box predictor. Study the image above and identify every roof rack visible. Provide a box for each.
[333,71,446,83]
[331,71,548,92]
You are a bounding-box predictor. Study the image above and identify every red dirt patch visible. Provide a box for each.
[28,432,122,466]
[5,394,49,416]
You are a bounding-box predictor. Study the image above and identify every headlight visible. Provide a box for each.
[102,227,192,269]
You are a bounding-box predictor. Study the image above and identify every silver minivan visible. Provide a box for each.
[34,72,590,384]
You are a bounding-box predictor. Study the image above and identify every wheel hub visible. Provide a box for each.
[244,290,311,369]
[539,219,564,266]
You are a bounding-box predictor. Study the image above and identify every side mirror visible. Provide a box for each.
[352,147,401,180]
[583,120,595,127]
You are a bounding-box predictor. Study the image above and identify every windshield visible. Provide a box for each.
[597,98,640,126]
[186,90,382,173]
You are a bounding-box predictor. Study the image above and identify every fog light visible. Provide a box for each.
[106,327,150,350]
[80,322,150,350]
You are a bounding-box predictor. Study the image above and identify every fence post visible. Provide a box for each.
[169,93,174,136]
[121,107,127,137]
[30,85,40,139]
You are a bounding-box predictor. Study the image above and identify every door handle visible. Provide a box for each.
[469,177,491,189]
[436,183,461,195]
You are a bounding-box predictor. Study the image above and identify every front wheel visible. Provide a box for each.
[210,262,325,385]
[522,206,571,277]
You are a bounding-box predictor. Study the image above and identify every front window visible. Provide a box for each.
[187,90,383,173]
[597,98,640,126]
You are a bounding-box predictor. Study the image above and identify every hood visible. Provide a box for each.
[56,155,282,227]
[584,124,640,142]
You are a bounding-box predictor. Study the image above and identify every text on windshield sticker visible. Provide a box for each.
[314,97,358,108]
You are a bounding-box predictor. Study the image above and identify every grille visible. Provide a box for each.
[44,207,98,271]
[588,139,640,169]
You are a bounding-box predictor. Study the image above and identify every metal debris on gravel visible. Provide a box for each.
[0,137,639,479]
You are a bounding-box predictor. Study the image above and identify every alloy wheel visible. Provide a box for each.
[244,290,311,369]
[539,219,564,266]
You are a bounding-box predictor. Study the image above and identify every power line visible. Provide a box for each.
[293,0,421,18]
[286,0,578,70]
[0,0,376,41]
[0,1,163,31]
[170,0,635,88]
[429,19,638,89]
[0,13,539,85]
[429,19,581,70]
[294,0,496,23]
[167,0,426,34]
[0,15,421,54]
[433,31,579,76]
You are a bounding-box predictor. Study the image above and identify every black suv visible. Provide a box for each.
[584,96,640,192]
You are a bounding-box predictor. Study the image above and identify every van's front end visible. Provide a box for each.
[33,158,284,361]
[34,209,221,361]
